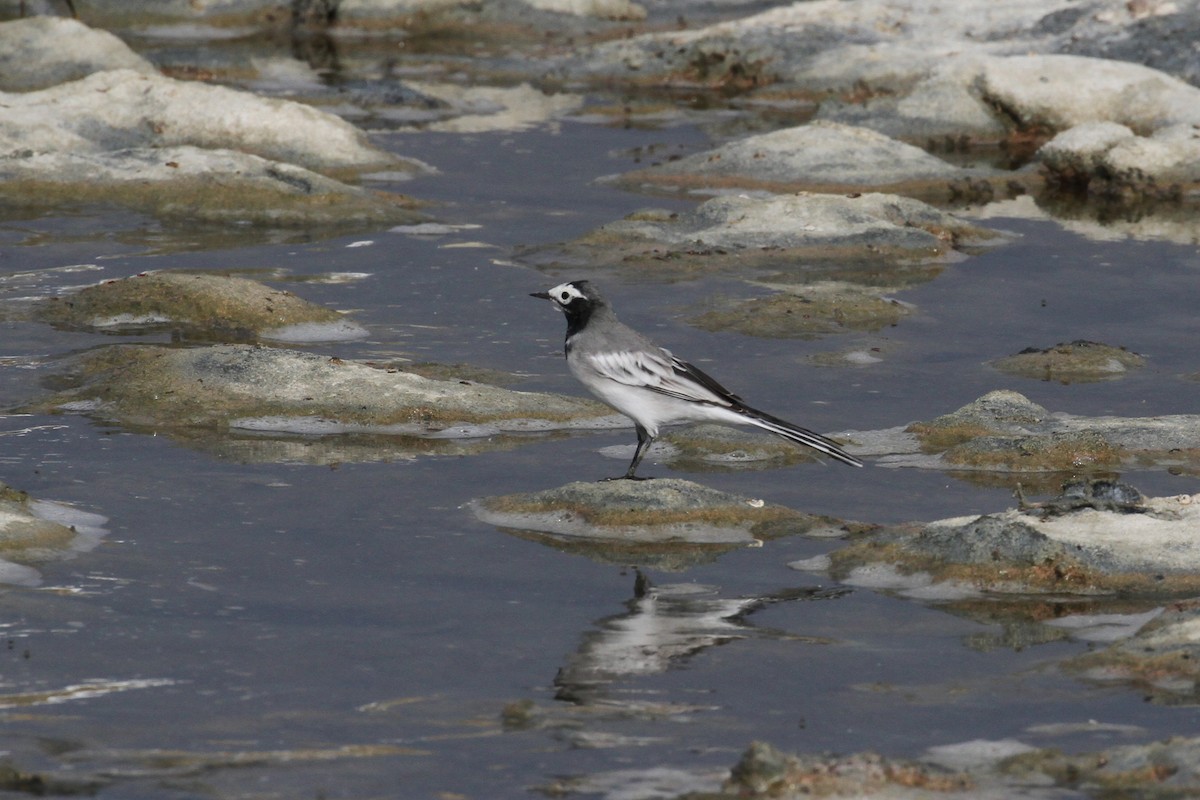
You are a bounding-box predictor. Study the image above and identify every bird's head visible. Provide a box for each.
[531,280,607,336]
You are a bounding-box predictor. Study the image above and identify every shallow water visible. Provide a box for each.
[3,81,1200,800]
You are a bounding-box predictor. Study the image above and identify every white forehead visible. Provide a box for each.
[547,282,586,304]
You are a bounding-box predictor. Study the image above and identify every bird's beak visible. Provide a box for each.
[530,291,551,300]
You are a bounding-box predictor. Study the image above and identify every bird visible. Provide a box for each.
[531,280,864,480]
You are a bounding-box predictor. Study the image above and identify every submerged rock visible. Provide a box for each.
[991,340,1145,383]
[36,271,367,342]
[473,478,863,568]
[689,283,911,338]
[27,343,615,434]
[0,482,108,587]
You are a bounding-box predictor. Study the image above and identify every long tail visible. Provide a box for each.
[736,407,864,468]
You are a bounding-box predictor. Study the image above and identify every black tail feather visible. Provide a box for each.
[737,407,864,468]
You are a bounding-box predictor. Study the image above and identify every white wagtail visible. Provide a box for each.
[532,280,864,479]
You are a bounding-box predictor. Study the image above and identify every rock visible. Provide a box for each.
[705,734,1200,798]
[901,390,1200,471]
[0,146,424,228]
[0,17,155,92]
[0,482,108,587]
[980,54,1200,133]
[826,489,1200,598]
[0,68,401,172]
[1062,0,1200,87]
[816,56,1012,144]
[0,64,430,228]
[609,122,984,199]
[35,271,367,342]
[658,423,833,470]
[1040,122,1200,200]
[27,343,616,434]
[522,191,1002,274]
[1001,735,1200,791]
[726,742,971,797]
[473,478,862,567]
[991,340,1145,383]
[689,282,911,338]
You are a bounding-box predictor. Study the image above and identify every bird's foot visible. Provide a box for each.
[600,474,653,482]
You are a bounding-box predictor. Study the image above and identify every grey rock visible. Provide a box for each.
[0,16,155,91]
[27,343,616,438]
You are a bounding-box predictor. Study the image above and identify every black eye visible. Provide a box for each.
[560,291,571,301]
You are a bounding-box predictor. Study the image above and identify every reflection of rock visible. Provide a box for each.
[474,478,863,568]
[28,344,615,436]
[36,271,367,342]
[554,573,845,703]
[1068,601,1200,704]
[992,340,1144,383]
[0,482,108,586]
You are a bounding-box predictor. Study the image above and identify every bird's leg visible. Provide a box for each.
[603,424,654,481]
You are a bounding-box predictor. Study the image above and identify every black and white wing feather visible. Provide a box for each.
[585,348,738,408]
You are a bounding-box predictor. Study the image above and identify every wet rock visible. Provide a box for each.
[0,482,108,587]
[689,282,911,338]
[473,478,862,568]
[657,423,832,470]
[826,489,1200,598]
[1016,477,1145,518]
[815,56,1011,144]
[900,390,1200,471]
[392,81,583,133]
[992,340,1145,383]
[35,271,367,342]
[1000,735,1200,792]
[0,17,154,92]
[0,68,399,172]
[1039,121,1200,200]
[1068,600,1200,703]
[1062,0,1200,87]
[981,54,1200,134]
[0,146,424,228]
[27,343,615,434]
[702,734,1200,798]
[524,191,1002,274]
[726,741,972,796]
[0,64,428,227]
[609,122,985,199]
